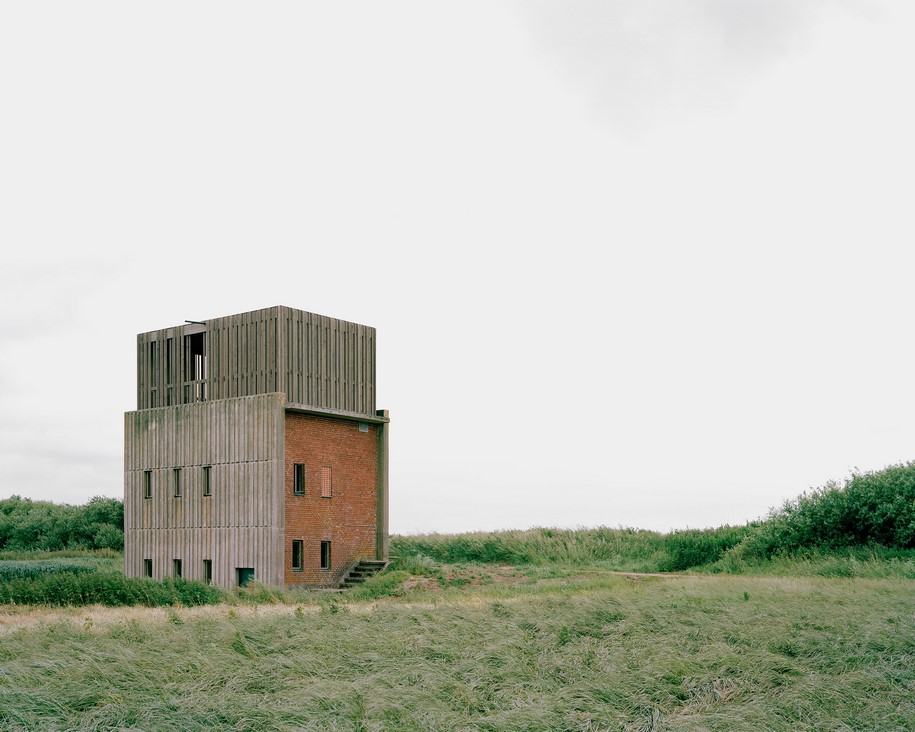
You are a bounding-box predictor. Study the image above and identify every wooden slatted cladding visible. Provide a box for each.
[124,393,286,587]
[136,306,375,417]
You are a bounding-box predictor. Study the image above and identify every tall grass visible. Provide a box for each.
[0,571,225,607]
[2,574,913,730]
[392,524,752,573]
[394,462,915,575]
[392,526,671,571]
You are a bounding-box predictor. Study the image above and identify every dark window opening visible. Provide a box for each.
[150,389,158,408]
[292,540,303,571]
[143,471,152,499]
[321,466,332,498]
[203,559,212,585]
[143,559,152,577]
[184,332,207,402]
[236,567,255,587]
[293,463,305,495]
[203,466,211,496]
[173,468,182,498]
[320,541,331,571]
[149,340,158,384]
[358,422,369,433]
[173,559,182,578]
[165,338,174,384]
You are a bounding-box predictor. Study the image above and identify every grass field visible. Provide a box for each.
[2,568,914,731]
[5,463,915,730]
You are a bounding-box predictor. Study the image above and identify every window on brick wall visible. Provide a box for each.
[293,464,306,495]
[321,466,332,498]
[173,468,182,498]
[144,471,152,499]
[203,466,211,496]
[143,558,152,577]
[320,541,331,570]
[292,540,303,571]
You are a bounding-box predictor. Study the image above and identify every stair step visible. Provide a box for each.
[339,559,389,589]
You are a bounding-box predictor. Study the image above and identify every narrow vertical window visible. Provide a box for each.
[143,558,152,577]
[203,466,211,496]
[320,541,331,571]
[203,559,212,585]
[173,468,182,498]
[292,540,303,571]
[165,337,174,406]
[149,340,159,383]
[143,471,152,499]
[321,466,332,498]
[165,338,174,384]
[148,339,158,408]
[293,463,305,495]
[173,559,182,578]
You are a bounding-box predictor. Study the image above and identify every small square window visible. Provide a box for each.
[321,466,332,498]
[173,559,182,578]
[293,463,305,495]
[203,466,211,496]
[292,540,303,571]
[320,541,331,571]
[358,422,369,433]
[143,558,152,577]
[143,471,152,499]
[173,468,182,498]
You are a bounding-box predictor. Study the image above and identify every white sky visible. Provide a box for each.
[1,1,913,533]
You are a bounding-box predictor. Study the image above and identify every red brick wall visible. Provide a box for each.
[284,413,378,586]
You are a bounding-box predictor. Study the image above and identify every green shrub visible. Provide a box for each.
[346,570,410,600]
[0,570,224,607]
[659,525,753,572]
[233,581,289,605]
[731,461,915,561]
[387,553,447,585]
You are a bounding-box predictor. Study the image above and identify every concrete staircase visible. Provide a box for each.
[340,559,388,589]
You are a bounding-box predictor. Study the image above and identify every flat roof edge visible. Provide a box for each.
[284,403,389,423]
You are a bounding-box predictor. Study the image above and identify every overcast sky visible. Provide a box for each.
[2,1,913,534]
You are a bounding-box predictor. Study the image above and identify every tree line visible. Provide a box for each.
[0,496,123,552]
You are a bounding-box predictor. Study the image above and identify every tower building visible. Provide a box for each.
[123,306,389,588]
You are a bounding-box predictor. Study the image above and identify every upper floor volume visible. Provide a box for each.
[136,306,377,418]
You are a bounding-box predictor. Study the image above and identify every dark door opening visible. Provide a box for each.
[236,567,255,587]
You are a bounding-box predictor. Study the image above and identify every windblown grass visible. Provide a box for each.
[391,526,675,571]
[1,574,913,730]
